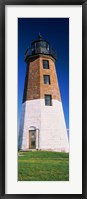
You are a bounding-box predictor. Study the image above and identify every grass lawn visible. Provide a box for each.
[18,151,69,181]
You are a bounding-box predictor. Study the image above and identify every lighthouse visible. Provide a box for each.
[18,34,69,152]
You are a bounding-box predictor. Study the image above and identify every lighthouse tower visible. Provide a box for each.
[18,34,69,152]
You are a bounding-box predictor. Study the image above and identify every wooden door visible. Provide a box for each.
[29,130,36,149]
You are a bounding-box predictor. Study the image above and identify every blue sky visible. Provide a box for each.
[18,18,69,129]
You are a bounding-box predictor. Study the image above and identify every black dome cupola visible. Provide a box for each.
[25,34,56,61]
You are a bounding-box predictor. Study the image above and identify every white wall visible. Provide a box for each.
[18,99,69,152]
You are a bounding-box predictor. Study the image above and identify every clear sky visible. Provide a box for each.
[18,18,69,129]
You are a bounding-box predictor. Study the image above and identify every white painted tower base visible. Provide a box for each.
[18,99,69,152]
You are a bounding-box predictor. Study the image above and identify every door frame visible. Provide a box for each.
[28,126,39,150]
[29,130,36,149]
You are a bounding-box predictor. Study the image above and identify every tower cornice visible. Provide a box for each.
[25,53,55,63]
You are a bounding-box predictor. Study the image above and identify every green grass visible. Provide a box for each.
[18,151,69,181]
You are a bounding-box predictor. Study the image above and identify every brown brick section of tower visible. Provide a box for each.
[22,54,61,103]
[23,57,40,102]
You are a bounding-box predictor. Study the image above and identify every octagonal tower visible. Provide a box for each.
[18,34,69,152]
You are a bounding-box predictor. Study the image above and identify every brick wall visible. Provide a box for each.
[23,54,61,103]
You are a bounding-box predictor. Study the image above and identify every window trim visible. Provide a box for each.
[44,94,52,106]
[43,60,49,69]
[43,75,50,85]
